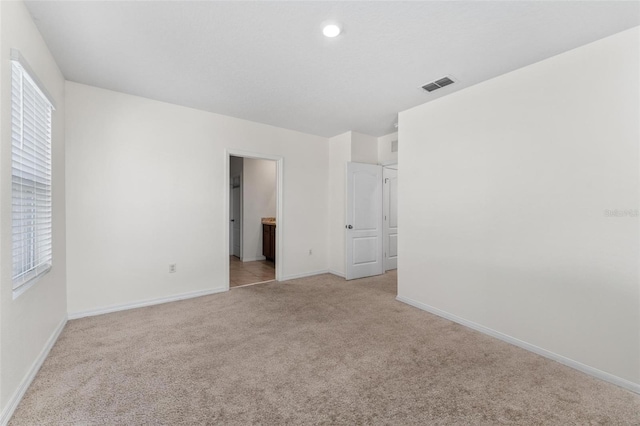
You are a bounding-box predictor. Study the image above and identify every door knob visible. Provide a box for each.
[346,225,353,229]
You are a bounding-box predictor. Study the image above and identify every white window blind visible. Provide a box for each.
[11,53,54,294]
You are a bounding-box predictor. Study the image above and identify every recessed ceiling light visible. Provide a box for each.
[323,24,341,38]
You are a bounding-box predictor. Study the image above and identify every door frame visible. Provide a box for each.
[230,173,242,259]
[225,149,283,289]
[383,165,398,271]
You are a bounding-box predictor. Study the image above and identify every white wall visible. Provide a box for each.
[65,82,329,315]
[378,132,398,165]
[351,131,378,164]
[242,158,276,262]
[398,27,640,387]
[0,0,67,419]
[328,132,351,276]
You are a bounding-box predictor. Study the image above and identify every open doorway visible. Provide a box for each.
[226,151,282,288]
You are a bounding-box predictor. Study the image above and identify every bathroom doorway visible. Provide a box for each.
[226,151,282,288]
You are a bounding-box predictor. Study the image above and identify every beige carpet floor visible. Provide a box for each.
[10,271,640,425]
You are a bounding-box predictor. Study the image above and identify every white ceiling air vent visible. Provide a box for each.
[391,140,398,153]
[421,76,455,92]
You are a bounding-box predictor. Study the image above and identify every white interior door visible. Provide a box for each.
[383,167,398,271]
[232,181,241,258]
[346,162,383,280]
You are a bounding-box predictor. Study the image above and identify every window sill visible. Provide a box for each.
[12,265,52,300]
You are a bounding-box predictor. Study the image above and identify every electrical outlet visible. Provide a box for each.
[308,249,312,255]
[169,264,176,273]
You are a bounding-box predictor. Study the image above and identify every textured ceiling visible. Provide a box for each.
[25,1,639,137]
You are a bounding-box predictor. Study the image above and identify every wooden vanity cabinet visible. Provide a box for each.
[262,224,276,262]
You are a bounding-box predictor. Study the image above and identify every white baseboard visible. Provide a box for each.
[1,315,67,426]
[396,295,640,395]
[280,269,329,281]
[68,287,227,320]
[328,269,345,278]
[242,256,266,262]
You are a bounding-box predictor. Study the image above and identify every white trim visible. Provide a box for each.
[11,264,51,300]
[280,269,329,281]
[225,148,283,163]
[382,167,398,272]
[225,149,284,288]
[0,315,67,426]
[396,295,640,395]
[9,49,56,109]
[328,269,345,278]
[68,287,227,320]
[242,256,266,262]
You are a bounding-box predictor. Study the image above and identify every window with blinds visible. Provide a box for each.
[11,52,54,295]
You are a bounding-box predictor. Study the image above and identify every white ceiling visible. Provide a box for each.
[25,1,639,138]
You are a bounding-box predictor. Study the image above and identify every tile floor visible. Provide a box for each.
[229,256,275,288]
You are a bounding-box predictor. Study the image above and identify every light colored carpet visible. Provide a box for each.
[10,271,640,425]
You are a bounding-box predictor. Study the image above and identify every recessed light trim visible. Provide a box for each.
[323,24,341,38]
